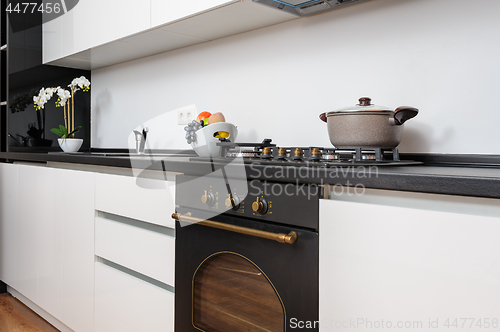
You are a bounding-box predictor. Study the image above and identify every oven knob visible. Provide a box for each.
[252,197,268,215]
[225,194,240,210]
[201,190,215,207]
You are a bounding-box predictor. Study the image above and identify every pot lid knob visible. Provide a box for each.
[358,97,372,106]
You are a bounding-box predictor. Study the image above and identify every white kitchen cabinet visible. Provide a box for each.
[95,172,176,229]
[113,0,151,42]
[319,189,500,332]
[36,167,64,321]
[95,215,175,286]
[1,162,178,332]
[73,0,150,52]
[62,169,95,332]
[42,15,63,64]
[43,0,150,63]
[16,164,39,303]
[151,0,235,28]
[10,165,96,331]
[0,163,18,287]
[43,0,295,69]
[94,261,174,332]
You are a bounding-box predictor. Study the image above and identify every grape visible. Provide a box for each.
[184,121,201,144]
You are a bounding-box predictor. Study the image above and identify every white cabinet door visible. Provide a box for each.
[0,163,18,287]
[16,165,39,302]
[36,167,64,321]
[44,0,151,62]
[95,215,175,286]
[113,0,150,41]
[95,173,176,229]
[151,0,235,28]
[94,262,174,332]
[72,0,115,53]
[42,16,63,63]
[319,192,500,332]
[62,169,95,332]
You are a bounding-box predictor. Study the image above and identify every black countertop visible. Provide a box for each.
[1,151,500,199]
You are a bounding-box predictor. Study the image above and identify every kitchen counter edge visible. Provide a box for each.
[1,152,499,199]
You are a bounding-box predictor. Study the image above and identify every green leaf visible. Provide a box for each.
[67,126,82,137]
[50,128,63,136]
[58,125,69,137]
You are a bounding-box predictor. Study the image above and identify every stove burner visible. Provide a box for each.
[292,148,304,161]
[309,148,322,162]
[322,153,340,161]
[209,139,416,165]
[261,147,273,159]
[361,153,376,160]
[225,150,260,158]
[276,147,288,160]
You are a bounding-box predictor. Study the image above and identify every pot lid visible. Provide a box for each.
[327,97,393,115]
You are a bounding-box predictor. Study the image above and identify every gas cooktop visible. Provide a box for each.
[190,139,422,167]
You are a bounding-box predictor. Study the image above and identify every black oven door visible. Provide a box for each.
[175,211,319,332]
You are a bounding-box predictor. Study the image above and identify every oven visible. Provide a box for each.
[174,174,320,331]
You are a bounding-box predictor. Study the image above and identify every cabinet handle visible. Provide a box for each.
[172,213,297,245]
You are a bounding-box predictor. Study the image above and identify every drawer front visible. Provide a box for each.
[95,172,175,228]
[95,215,175,286]
[94,262,174,332]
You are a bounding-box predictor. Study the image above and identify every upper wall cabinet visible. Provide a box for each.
[43,0,296,70]
[43,0,151,64]
[151,0,235,28]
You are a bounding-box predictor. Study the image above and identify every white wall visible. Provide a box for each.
[91,0,500,154]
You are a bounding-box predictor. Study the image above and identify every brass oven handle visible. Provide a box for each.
[172,213,297,245]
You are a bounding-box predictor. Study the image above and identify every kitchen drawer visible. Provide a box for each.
[95,172,175,228]
[95,214,175,286]
[94,261,174,332]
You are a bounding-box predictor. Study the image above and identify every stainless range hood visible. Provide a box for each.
[252,0,369,16]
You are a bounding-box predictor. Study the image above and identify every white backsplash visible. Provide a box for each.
[91,0,500,154]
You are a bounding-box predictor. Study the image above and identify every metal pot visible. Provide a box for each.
[319,97,418,149]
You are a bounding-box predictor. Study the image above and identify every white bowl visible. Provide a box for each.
[191,122,238,157]
[58,138,83,153]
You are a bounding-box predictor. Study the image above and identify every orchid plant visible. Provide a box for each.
[33,76,90,139]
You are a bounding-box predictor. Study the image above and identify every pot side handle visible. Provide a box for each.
[394,107,419,125]
[319,112,327,123]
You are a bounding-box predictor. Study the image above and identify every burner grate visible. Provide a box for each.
[198,138,420,166]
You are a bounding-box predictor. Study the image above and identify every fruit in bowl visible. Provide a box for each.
[192,122,238,157]
[214,131,229,138]
[196,111,212,125]
[184,111,231,145]
[208,112,226,125]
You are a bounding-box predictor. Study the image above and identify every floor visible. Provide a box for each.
[0,293,59,332]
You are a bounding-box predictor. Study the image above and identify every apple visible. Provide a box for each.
[208,112,226,125]
[196,111,211,125]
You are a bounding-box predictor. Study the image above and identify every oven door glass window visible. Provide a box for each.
[193,253,285,332]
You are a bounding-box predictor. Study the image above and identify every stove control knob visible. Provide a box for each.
[225,194,240,210]
[252,197,268,215]
[201,190,215,207]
